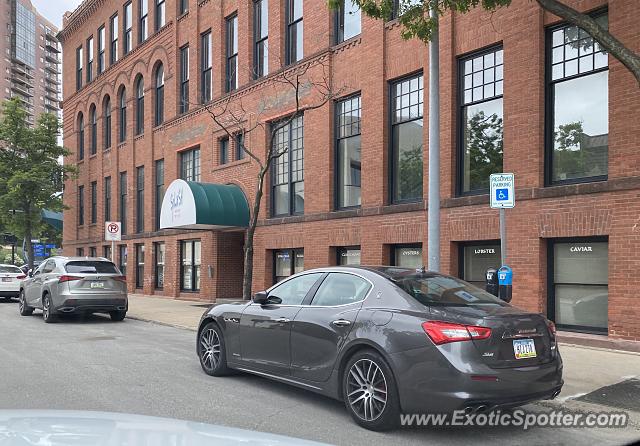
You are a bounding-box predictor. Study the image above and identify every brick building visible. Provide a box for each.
[59,0,640,340]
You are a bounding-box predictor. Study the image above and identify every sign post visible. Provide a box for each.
[490,173,515,266]
[105,221,122,262]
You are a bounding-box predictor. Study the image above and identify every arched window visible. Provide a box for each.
[135,76,144,135]
[118,87,127,142]
[103,96,112,149]
[155,64,164,126]
[77,112,84,160]
[89,105,97,155]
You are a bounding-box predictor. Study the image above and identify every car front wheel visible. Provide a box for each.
[18,290,33,316]
[342,350,400,431]
[198,322,231,376]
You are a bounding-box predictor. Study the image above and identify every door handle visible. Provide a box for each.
[275,317,290,323]
[332,319,351,327]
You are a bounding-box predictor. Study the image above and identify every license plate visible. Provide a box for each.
[513,338,537,359]
[2,278,11,282]
[90,281,105,289]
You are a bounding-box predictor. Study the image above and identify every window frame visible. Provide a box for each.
[270,115,304,217]
[119,172,127,235]
[272,248,304,284]
[200,30,212,103]
[154,64,164,126]
[253,0,268,78]
[179,45,189,114]
[136,166,144,233]
[89,105,97,155]
[97,25,105,74]
[456,239,501,288]
[220,137,229,165]
[154,242,165,289]
[155,0,166,31]
[235,132,245,160]
[77,113,84,160]
[180,239,201,292]
[336,246,361,266]
[155,159,164,230]
[391,243,423,268]
[179,0,188,15]
[135,243,145,288]
[76,46,83,90]
[118,88,127,142]
[225,13,238,92]
[78,185,85,226]
[110,14,119,65]
[124,1,133,55]
[135,76,144,135]
[139,0,149,43]
[104,176,111,222]
[118,244,127,276]
[285,0,303,65]
[335,93,362,210]
[90,181,97,224]
[103,96,112,149]
[86,36,94,83]
[180,148,201,182]
[335,0,361,44]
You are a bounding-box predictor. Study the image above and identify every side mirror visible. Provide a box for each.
[27,269,33,278]
[252,291,268,304]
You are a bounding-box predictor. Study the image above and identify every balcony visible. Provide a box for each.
[44,90,58,102]
[44,62,59,74]
[44,100,59,111]
[12,72,34,87]
[45,52,59,64]
[44,82,58,94]
[11,82,33,97]
[45,38,61,54]
[11,62,33,78]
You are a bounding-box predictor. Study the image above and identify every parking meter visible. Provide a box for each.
[498,265,513,303]
[485,267,498,297]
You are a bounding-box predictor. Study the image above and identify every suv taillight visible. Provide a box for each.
[113,276,127,282]
[58,275,82,283]
[547,320,557,337]
[16,274,26,280]
[422,321,492,345]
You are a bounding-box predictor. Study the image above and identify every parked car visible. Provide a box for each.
[196,266,563,431]
[19,256,128,323]
[0,264,26,301]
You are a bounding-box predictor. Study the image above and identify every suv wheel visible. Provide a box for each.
[18,290,33,316]
[42,294,56,323]
[109,310,126,321]
[342,349,400,431]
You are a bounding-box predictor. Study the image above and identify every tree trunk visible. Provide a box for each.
[242,168,266,301]
[536,0,640,85]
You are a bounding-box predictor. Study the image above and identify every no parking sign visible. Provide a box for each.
[105,221,122,241]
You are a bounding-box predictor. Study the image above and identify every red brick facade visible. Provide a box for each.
[60,0,640,339]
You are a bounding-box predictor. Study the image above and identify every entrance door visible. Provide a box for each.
[549,238,608,333]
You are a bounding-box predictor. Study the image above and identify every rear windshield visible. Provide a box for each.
[0,265,22,274]
[65,261,120,274]
[393,273,506,307]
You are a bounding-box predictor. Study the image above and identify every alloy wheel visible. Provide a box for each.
[19,294,24,313]
[346,359,388,422]
[43,296,50,320]
[199,328,221,372]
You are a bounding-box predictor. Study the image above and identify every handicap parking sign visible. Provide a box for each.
[490,174,515,208]
[496,188,509,201]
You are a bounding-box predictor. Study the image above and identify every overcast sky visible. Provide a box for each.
[32,0,83,29]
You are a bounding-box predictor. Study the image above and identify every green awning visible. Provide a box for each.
[160,180,249,230]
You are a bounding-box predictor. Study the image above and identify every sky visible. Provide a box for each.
[31,0,84,29]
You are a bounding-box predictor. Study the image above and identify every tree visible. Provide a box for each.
[331,0,640,85]
[202,59,343,300]
[0,98,76,269]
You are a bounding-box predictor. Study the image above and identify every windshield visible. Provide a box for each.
[0,265,22,273]
[64,261,120,274]
[393,273,506,307]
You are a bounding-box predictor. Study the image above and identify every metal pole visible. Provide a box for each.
[500,208,507,266]
[111,240,115,263]
[427,8,440,272]
[11,244,15,264]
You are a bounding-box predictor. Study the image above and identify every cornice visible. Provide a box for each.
[58,0,107,43]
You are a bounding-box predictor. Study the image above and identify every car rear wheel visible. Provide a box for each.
[198,322,231,376]
[342,350,400,431]
[42,294,56,323]
[110,310,126,321]
[18,290,33,316]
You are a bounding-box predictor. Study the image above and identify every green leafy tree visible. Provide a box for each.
[465,110,503,190]
[328,0,640,85]
[0,98,76,269]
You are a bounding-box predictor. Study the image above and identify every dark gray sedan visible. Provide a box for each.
[197,266,563,431]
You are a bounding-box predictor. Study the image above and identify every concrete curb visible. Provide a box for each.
[125,314,197,332]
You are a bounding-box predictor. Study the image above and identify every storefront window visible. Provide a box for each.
[119,245,127,276]
[181,240,201,291]
[337,246,361,265]
[461,242,501,288]
[274,248,304,283]
[551,240,608,332]
[155,242,165,289]
[135,244,145,288]
[392,245,422,269]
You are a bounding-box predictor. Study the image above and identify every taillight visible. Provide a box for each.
[58,275,82,283]
[421,321,492,345]
[547,320,557,337]
[113,276,127,283]
[16,275,26,280]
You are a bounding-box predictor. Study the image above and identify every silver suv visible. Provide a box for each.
[18,256,128,323]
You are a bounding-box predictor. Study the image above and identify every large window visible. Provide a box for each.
[78,186,85,226]
[179,45,189,114]
[337,246,361,265]
[135,76,144,135]
[124,2,133,54]
[97,26,105,74]
[286,0,303,64]
[119,172,127,235]
[235,133,245,160]
[547,14,608,185]
[77,113,84,160]
[391,74,423,202]
[550,239,608,333]
[226,14,238,92]
[104,176,112,222]
[136,166,144,233]
[392,244,422,269]
[119,244,128,276]
[110,14,118,64]
[272,116,304,216]
[336,0,361,43]
[154,242,165,288]
[155,64,164,126]
[90,181,97,224]
[155,0,165,31]
[139,0,149,43]
[135,244,145,288]
[76,46,83,90]
[180,148,201,181]
[119,88,127,142]
[103,96,112,149]
[220,138,229,165]
[459,47,504,194]
[336,95,361,208]
[86,36,94,82]
[390,0,422,20]
[179,0,188,15]
[155,159,164,230]
[460,242,501,289]
[254,0,268,78]
[180,240,201,291]
[274,248,304,283]
[89,105,97,155]
[200,31,212,103]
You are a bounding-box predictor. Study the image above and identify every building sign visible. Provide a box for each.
[160,179,201,229]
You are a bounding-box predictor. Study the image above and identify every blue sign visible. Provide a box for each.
[496,188,509,201]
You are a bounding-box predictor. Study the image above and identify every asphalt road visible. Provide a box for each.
[0,300,638,446]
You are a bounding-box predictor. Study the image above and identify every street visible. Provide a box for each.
[0,300,639,446]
